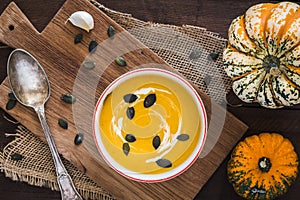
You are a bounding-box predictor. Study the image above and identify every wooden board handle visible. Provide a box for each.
[0,2,39,47]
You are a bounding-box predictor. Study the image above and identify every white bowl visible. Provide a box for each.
[93,68,207,182]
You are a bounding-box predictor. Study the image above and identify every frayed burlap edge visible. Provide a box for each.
[0,125,114,200]
[90,0,231,104]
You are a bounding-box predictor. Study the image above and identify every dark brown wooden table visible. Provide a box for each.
[0,0,299,199]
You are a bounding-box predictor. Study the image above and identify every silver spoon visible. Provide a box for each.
[7,49,82,200]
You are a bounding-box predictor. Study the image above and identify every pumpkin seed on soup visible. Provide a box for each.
[126,107,135,120]
[58,118,68,129]
[144,94,156,108]
[74,133,84,145]
[123,93,138,103]
[107,25,115,38]
[176,134,190,141]
[152,135,161,150]
[74,33,83,44]
[89,39,98,53]
[61,94,76,104]
[207,52,219,61]
[156,158,172,168]
[123,143,130,156]
[125,134,136,143]
[115,56,127,66]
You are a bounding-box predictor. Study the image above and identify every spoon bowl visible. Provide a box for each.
[7,49,82,200]
[7,49,49,107]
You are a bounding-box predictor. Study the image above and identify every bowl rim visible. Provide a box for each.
[92,67,207,182]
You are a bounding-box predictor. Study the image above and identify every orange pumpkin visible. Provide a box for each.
[227,133,299,200]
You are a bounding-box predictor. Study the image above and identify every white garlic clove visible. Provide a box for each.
[67,11,94,32]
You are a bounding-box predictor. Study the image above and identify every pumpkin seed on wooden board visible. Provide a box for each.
[156,158,172,168]
[6,99,17,110]
[58,118,68,129]
[107,25,115,38]
[123,143,130,156]
[88,39,98,53]
[115,56,127,66]
[74,33,83,44]
[8,92,17,100]
[74,133,84,145]
[61,94,76,104]
[82,60,96,69]
[6,92,17,110]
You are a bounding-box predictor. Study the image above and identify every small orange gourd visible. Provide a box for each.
[227,133,298,200]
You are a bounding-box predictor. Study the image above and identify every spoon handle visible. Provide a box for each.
[35,106,83,200]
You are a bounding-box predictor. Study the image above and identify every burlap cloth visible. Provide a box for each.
[0,0,230,199]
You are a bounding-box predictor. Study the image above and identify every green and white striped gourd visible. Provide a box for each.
[224,2,300,108]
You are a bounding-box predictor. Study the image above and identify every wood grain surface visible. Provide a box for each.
[0,0,248,199]
[0,0,299,200]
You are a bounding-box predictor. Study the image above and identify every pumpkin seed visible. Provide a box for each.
[83,60,96,69]
[126,107,135,120]
[152,135,161,150]
[125,134,136,143]
[8,92,17,100]
[189,49,202,59]
[74,133,84,145]
[107,25,115,38]
[115,56,127,66]
[207,52,219,61]
[123,94,138,103]
[144,94,156,108]
[156,158,172,168]
[123,143,130,156]
[11,153,23,161]
[58,118,68,129]
[61,94,76,104]
[74,33,83,44]
[6,99,17,110]
[176,134,190,141]
[203,75,211,86]
[89,39,98,53]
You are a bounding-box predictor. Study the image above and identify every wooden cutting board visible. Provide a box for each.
[0,0,248,199]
